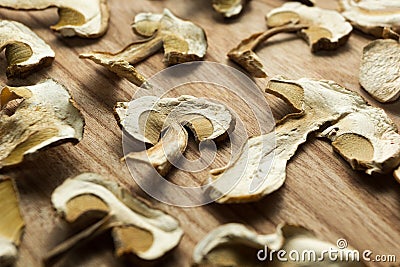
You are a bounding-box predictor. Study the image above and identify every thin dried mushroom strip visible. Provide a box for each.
[193,223,365,267]
[0,0,109,38]
[212,0,247,18]
[0,79,84,169]
[339,0,400,37]
[81,9,207,87]
[229,2,352,77]
[0,20,55,78]
[207,77,400,203]
[359,39,400,103]
[115,95,234,176]
[47,173,183,262]
[0,177,24,266]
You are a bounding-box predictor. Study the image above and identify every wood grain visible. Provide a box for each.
[0,0,399,266]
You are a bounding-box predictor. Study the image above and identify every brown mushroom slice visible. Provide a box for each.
[0,20,55,78]
[0,177,24,266]
[47,173,183,262]
[359,39,400,103]
[81,9,207,86]
[116,95,234,176]
[193,223,365,267]
[0,0,109,38]
[212,0,247,18]
[0,79,84,169]
[339,0,400,37]
[266,2,352,52]
[207,77,400,203]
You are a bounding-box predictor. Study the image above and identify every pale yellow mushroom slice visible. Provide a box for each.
[0,20,55,78]
[339,0,400,37]
[81,9,207,86]
[207,77,400,203]
[115,95,234,176]
[193,223,365,267]
[0,177,24,266]
[212,0,247,18]
[0,79,84,169]
[0,0,109,38]
[359,39,400,103]
[47,173,183,262]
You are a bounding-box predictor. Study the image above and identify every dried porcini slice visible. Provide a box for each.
[0,79,84,169]
[207,77,400,203]
[394,167,400,183]
[0,0,109,38]
[212,0,247,18]
[0,177,24,266]
[193,223,365,267]
[81,9,207,87]
[339,0,400,37]
[359,39,400,103]
[0,20,55,78]
[115,95,234,176]
[228,2,352,77]
[46,173,183,262]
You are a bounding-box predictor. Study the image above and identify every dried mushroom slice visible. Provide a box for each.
[0,0,109,38]
[394,167,400,183]
[359,39,400,103]
[339,0,400,37]
[207,77,400,203]
[229,2,352,77]
[0,79,84,169]
[47,173,183,262]
[212,0,247,18]
[193,223,365,267]
[115,95,234,176]
[81,9,207,87]
[0,177,24,266]
[0,20,55,78]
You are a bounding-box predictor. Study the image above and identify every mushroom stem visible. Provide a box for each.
[43,215,116,265]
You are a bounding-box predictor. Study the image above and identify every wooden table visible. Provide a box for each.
[1,0,399,266]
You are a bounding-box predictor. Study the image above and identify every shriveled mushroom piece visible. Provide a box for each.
[0,79,84,169]
[0,20,55,78]
[207,77,400,203]
[0,177,24,266]
[81,9,207,86]
[228,2,352,77]
[339,0,400,37]
[359,39,400,103]
[0,0,109,38]
[193,223,365,266]
[47,173,183,262]
[212,0,247,18]
[115,95,234,176]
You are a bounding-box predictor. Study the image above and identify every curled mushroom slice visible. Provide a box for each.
[193,223,365,267]
[359,39,400,103]
[0,177,24,266]
[81,9,207,86]
[339,0,400,37]
[115,95,234,176]
[0,0,109,38]
[212,0,247,18]
[207,77,400,203]
[46,173,183,262]
[0,20,55,78]
[0,79,84,169]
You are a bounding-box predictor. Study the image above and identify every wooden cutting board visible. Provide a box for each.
[1,0,399,266]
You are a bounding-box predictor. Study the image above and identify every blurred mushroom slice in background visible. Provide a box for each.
[0,79,84,169]
[0,20,55,78]
[0,177,24,267]
[81,9,207,87]
[212,0,247,18]
[0,0,109,38]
